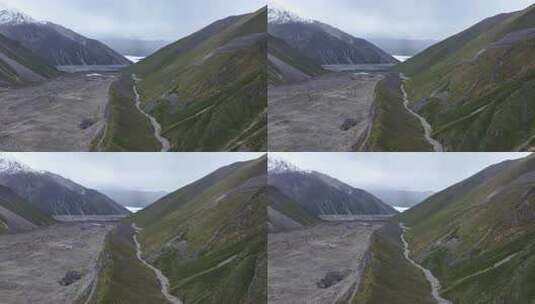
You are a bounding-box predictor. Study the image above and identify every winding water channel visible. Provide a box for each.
[132,74,171,152]
[400,223,451,304]
[132,224,182,304]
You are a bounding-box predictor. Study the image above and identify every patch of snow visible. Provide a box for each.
[268,2,312,24]
[0,3,41,25]
[86,73,104,77]
[393,55,411,62]
[268,157,308,174]
[125,55,145,63]
[0,153,38,174]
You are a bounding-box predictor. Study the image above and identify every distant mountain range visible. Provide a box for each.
[368,37,436,56]
[93,155,267,303]
[268,5,397,66]
[368,189,434,208]
[98,187,167,208]
[100,37,171,57]
[398,4,535,151]
[0,4,129,66]
[97,7,267,152]
[0,155,128,217]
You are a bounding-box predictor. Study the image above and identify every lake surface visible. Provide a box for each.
[126,206,143,213]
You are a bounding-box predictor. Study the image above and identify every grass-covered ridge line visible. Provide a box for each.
[396,4,535,151]
[399,154,535,303]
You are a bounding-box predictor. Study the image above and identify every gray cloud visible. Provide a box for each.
[272,152,530,192]
[7,152,264,192]
[273,0,533,39]
[2,0,265,40]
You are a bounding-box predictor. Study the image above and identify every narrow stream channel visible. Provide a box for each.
[399,74,444,152]
[132,224,182,304]
[400,223,451,304]
[132,74,171,152]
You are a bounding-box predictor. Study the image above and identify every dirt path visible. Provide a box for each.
[132,224,182,304]
[268,222,383,304]
[0,223,114,304]
[268,72,383,151]
[132,75,171,152]
[400,224,451,304]
[399,75,444,152]
[0,73,116,151]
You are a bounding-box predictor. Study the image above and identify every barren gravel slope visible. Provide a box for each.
[268,222,383,304]
[0,223,114,304]
[0,73,116,151]
[268,72,382,151]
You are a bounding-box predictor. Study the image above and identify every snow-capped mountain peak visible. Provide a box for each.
[0,153,37,174]
[268,2,312,24]
[0,3,39,25]
[268,157,307,174]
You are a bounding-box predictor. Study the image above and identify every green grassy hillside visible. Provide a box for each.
[0,185,54,233]
[86,223,169,304]
[399,154,535,303]
[0,33,59,86]
[91,156,267,303]
[353,221,435,304]
[398,4,535,151]
[101,8,267,152]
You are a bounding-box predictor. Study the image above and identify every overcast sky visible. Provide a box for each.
[2,0,265,40]
[272,0,534,40]
[7,153,263,192]
[272,153,530,192]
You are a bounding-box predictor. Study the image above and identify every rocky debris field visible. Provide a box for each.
[0,222,115,304]
[268,221,384,304]
[0,73,117,151]
[268,72,383,151]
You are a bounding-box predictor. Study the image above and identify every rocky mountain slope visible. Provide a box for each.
[398,154,535,303]
[266,185,319,232]
[0,32,59,86]
[0,155,129,216]
[268,158,397,216]
[398,4,535,151]
[0,4,129,66]
[0,185,54,233]
[268,34,324,85]
[94,156,267,303]
[99,7,267,152]
[268,5,397,65]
